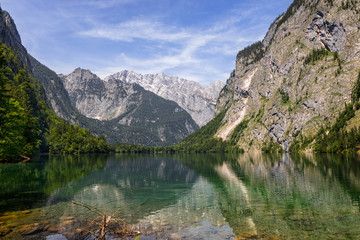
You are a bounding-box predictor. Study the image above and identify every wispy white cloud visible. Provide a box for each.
[80,12,262,83]
[80,19,195,42]
[80,0,137,9]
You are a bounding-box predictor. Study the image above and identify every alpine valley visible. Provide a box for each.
[3,0,360,239]
[0,6,225,149]
[2,0,360,159]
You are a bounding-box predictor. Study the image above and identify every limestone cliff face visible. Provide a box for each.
[106,71,224,126]
[0,8,31,68]
[61,68,107,120]
[61,68,199,145]
[215,0,360,151]
[0,7,77,121]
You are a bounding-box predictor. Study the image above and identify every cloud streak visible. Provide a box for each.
[80,0,137,9]
[81,19,193,42]
[80,13,263,82]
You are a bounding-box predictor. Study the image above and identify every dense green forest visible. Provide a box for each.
[47,118,109,154]
[236,41,264,66]
[0,42,110,161]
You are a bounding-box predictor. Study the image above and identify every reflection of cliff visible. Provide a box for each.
[215,162,257,235]
[180,153,360,239]
[293,154,360,210]
[133,177,233,238]
[48,155,198,223]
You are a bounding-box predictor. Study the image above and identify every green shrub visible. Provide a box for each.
[278,89,290,104]
[236,41,265,66]
[304,49,331,65]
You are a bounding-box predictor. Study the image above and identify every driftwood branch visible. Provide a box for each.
[71,200,140,239]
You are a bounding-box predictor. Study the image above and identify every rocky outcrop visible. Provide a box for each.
[0,8,31,68]
[306,11,346,52]
[61,68,106,119]
[263,15,284,49]
[215,0,360,151]
[105,71,224,126]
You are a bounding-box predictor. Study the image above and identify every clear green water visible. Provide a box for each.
[1,153,360,239]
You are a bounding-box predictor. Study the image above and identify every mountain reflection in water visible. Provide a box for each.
[0,153,359,239]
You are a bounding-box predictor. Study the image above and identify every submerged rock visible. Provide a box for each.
[19,223,46,236]
[46,234,67,240]
[0,225,12,237]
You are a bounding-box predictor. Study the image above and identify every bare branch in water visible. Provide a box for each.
[72,200,140,239]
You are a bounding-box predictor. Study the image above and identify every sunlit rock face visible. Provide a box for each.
[306,11,346,52]
[106,71,225,126]
[215,0,360,151]
[61,68,134,121]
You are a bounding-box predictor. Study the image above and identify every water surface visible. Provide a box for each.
[0,153,360,239]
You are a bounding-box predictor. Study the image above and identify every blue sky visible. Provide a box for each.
[1,0,292,85]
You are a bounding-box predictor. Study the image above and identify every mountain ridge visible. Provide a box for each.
[105,70,225,126]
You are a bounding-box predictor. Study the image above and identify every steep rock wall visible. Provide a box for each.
[215,0,360,151]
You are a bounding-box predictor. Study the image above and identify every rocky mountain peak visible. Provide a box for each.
[69,67,100,81]
[63,68,104,90]
[0,8,21,46]
[105,70,225,126]
[105,70,139,82]
[0,7,31,68]
[156,72,166,77]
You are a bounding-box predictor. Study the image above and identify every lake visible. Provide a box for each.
[1,153,360,239]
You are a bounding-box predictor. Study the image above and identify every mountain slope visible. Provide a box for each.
[0,8,197,146]
[214,0,360,151]
[0,41,110,160]
[105,70,224,126]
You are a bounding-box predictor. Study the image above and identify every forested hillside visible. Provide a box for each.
[0,43,110,161]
